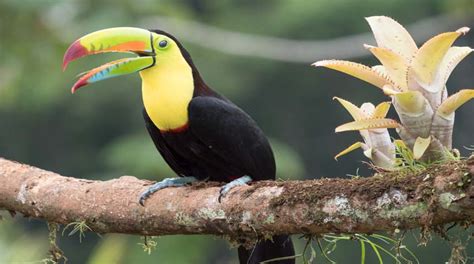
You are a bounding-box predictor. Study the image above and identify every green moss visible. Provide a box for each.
[263,214,275,224]
[379,203,428,220]
[438,192,461,212]
[197,208,226,220]
[47,222,67,263]
[175,212,198,226]
[322,196,369,223]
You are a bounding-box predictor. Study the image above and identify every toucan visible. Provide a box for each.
[63,27,295,264]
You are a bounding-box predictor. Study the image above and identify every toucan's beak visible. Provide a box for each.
[63,27,156,93]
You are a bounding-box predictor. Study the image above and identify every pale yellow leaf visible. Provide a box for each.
[363,148,373,159]
[360,103,376,117]
[437,89,474,118]
[373,102,391,118]
[371,65,386,73]
[382,84,400,95]
[365,16,418,61]
[335,118,399,132]
[432,47,473,92]
[333,97,367,120]
[313,60,391,89]
[411,28,470,87]
[365,44,408,90]
[393,91,426,114]
[372,66,400,90]
[413,136,431,160]
[334,142,364,160]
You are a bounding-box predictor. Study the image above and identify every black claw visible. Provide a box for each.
[139,194,148,206]
[218,188,226,203]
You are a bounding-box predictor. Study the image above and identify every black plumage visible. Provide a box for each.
[143,95,275,182]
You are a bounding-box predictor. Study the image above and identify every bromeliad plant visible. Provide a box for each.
[314,16,474,169]
[333,98,398,169]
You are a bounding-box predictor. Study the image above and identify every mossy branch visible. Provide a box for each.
[0,157,473,243]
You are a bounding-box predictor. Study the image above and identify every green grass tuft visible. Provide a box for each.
[62,220,92,243]
[296,233,419,264]
[138,236,158,255]
[393,142,429,173]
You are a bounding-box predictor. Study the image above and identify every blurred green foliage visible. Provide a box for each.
[1,0,473,263]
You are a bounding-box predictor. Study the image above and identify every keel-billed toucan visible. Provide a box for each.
[63,27,294,264]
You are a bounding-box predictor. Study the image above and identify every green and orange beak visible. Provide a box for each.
[63,27,156,93]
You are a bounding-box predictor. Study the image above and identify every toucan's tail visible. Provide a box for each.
[238,235,295,264]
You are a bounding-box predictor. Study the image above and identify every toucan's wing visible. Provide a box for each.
[188,96,275,181]
[143,109,191,177]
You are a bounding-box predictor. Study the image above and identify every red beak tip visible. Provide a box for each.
[71,84,78,93]
[71,78,88,93]
[71,85,81,94]
[62,40,88,71]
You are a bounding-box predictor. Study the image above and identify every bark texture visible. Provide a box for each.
[1,157,474,243]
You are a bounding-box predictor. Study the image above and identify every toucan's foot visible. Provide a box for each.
[139,176,197,206]
[218,175,252,202]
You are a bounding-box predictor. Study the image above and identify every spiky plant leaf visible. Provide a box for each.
[393,91,427,115]
[431,47,473,94]
[335,142,366,160]
[365,16,417,61]
[313,60,394,89]
[409,27,470,91]
[336,118,399,132]
[373,102,391,118]
[382,84,400,95]
[365,44,408,90]
[333,97,367,120]
[437,89,474,118]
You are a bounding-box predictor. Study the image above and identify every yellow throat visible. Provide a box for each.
[140,50,194,131]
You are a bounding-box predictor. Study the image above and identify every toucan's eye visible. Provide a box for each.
[158,40,168,48]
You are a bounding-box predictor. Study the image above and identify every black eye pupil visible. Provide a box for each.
[159,40,168,48]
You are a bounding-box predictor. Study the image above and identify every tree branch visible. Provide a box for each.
[1,157,473,243]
